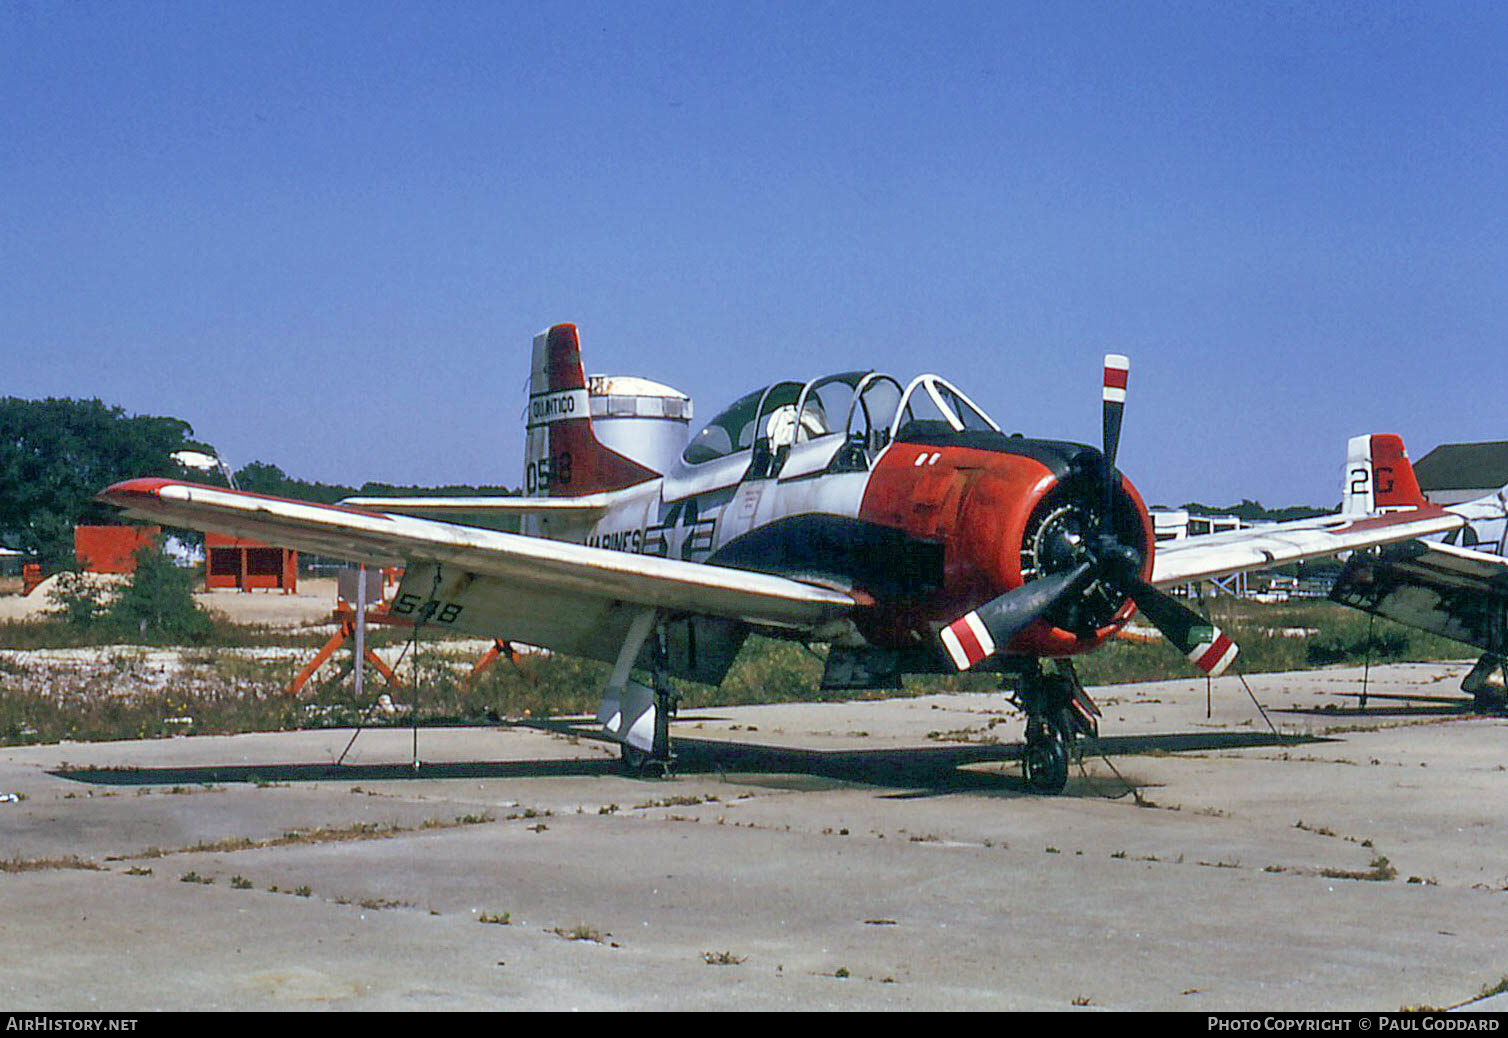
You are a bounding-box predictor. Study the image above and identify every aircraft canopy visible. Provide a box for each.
[681,371,999,466]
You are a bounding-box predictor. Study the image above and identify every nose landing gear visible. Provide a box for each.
[1005,659,1100,794]
[1022,713,1070,794]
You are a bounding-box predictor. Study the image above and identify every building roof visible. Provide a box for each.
[1413,440,1508,493]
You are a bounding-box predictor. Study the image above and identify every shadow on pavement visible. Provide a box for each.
[50,723,1322,799]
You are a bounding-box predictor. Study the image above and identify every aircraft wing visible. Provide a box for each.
[97,479,859,658]
[1329,540,1508,655]
[1149,506,1466,587]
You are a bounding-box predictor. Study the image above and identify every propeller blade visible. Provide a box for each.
[939,562,1096,671]
[1121,578,1239,677]
[1102,354,1129,524]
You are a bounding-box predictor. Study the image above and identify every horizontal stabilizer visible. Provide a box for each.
[340,494,612,522]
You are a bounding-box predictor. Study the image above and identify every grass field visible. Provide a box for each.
[0,597,1472,747]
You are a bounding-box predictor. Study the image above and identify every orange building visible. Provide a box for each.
[73,525,160,574]
[204,534,297,593]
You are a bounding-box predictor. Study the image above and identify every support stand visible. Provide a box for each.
[286,607,405,696]
[467,639,519,682]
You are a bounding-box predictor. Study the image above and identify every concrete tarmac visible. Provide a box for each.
[2,661,1506,1011]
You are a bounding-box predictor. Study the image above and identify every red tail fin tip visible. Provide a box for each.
[524,324,659,497]
[1369,434,1427,509]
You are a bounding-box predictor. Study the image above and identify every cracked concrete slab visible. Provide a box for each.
[1,662,1505,1010]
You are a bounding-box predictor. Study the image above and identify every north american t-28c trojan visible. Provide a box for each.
[99,325,1493,792]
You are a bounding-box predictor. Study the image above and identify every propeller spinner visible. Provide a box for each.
[939,354,1239,678]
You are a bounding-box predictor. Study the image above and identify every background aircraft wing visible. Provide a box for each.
[1149,506,1465,587]
[98,480,858,650]
[1329,540,1508,655]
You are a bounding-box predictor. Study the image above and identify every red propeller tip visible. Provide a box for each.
[940,611,995,671]
[1103,355,1130,402]
[1189,630,1239,677]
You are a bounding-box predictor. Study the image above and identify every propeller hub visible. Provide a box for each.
[1017,450,1152,636]
[1041,522,1087,572]
[1090,534,1143,581]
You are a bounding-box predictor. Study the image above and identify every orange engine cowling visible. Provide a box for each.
[857,435,1154,658]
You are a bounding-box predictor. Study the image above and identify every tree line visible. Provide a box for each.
[0,397,517,567]
[2,395,1329,570]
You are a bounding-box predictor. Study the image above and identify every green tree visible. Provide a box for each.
[233,461,356,505]
[232,461,519,505]
[107,544,214,643]
[1179,498,1331,522]
[0,397,206,565]
[46,541,214,644]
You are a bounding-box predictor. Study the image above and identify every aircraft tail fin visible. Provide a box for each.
[525,324,660,497]
[1341,434,1427,515]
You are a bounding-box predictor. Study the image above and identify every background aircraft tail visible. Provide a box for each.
[525,324,660,497]
[1341,434,1427,514]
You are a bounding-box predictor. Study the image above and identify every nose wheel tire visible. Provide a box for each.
[1023,715,1070,794]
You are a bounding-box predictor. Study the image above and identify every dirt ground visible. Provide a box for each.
[0,576,342,627]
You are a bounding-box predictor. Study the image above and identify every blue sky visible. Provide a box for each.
[3,1,1504,507]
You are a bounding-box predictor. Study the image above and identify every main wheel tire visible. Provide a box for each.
[621,742,675,779]
[620,742,651,776]
[1022,718,1070,794]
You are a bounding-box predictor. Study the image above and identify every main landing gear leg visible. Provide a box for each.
[1008,659,1093,795]
[621,624,679,779]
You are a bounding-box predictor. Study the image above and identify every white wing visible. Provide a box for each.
[1150,506,1466,587]
[99,479,858,651]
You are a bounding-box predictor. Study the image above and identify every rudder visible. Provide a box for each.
[525,324,659,497]
[1341,434,1427,514]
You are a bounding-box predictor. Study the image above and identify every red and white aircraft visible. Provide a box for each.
[99,325,1496,791]
[1329,434,1508,711]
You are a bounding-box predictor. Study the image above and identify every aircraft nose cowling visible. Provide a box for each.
[858,434,1152,656]
[1001,469,1154,656]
